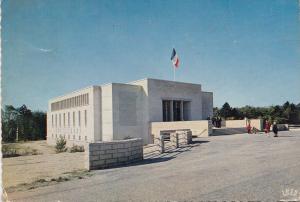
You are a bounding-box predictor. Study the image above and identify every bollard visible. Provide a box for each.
[175,133,179,148]
[160,134,165,153]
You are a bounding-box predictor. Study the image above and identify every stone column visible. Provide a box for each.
[180,100,184,121]
[170,100,174,121]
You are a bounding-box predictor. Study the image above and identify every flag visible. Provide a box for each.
[170,48,179,68]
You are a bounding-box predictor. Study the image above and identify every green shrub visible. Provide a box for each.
[68,145,85,153]
[55,136,67,153]
[2,146,19,158]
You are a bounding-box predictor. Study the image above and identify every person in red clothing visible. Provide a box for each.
[246,123,252,134]
[264,120,271,135]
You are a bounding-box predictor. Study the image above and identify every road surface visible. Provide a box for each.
[8,130,300,202]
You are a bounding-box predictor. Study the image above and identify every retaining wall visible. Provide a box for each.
[85,138,143,170]
[150,120,212,140]
[170,131,192,147]
[225,119,263,131]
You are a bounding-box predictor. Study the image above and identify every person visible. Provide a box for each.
[212,117,216,127]
[252,127,258,134]
[246,123,251,134]
[264,120,271,136]
[272,122,278,137]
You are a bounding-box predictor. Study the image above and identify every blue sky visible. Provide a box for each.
[3,0,300,111]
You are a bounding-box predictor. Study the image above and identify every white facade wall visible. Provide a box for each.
[101,84,113,142]
[47,86,101,146]
[202,91,213,119]
[47,78,213,146]
[146,79,203,121]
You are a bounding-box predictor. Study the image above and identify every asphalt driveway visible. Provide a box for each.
[7,130,300,202]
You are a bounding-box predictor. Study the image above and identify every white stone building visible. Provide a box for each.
[47,78,213,146]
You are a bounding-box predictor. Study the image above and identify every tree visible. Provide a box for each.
[1,105,46,142]
[220,102,232,119]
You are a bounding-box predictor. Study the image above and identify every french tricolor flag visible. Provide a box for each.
[171,48,179,68]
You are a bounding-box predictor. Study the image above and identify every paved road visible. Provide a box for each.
[8,130,300,202]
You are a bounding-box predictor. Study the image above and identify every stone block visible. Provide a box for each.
[100,153,113,160]
[105,149,117,154]
[117,148,128,153]
[102,144,113,150]
[117,143,124,149]
[118,157,128,163]
[90,155,100,161]
[92,160,105,167]
[106,158,117,164]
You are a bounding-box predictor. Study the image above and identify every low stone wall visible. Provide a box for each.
[225,119,263,131]
[170,131,192,148]
[150,120,212,141]
[85,138,143,170]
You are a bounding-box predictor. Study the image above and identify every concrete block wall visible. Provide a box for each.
[170,131,192,147]
[225,119,263,131]
[85,138,143,170]
[151,120,212,141]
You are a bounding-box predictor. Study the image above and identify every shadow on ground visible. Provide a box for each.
[102,139,210,170]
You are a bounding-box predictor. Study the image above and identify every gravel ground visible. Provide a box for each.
[2,141,85,188]
[7,130,300,202]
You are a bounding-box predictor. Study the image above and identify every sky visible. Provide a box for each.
[2,0,300,111]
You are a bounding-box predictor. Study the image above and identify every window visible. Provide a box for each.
[84,110,87,126]
[173,101,181,121]
[162,100,171,122]
[51,93,90,111]
[85,136,87,141]
[55,114,57,126]
[52,115,54,126]
[162,100,191,122]
[59,114,61,127]
[68,112,70,126]
[63,113,65,126]
[78,111,81,127]
[73,112,75,126]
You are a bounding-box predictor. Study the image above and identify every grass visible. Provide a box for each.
[2,144,41,158]
[5,170,92,193]
[68,145,85,153]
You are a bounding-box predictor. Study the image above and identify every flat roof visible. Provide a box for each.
[49,78,204,102]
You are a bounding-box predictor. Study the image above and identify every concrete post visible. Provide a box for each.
[160,134,165,153]
[175,133,179,148]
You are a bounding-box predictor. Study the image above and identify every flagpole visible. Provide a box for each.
[173,66,175,81]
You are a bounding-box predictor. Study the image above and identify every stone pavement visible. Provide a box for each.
[7,130,300,202]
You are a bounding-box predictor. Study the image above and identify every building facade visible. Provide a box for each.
[47,78,213,146]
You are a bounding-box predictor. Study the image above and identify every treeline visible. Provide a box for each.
[2,105,46,142]
[214,101,300,124]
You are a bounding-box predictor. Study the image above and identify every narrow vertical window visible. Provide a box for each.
[63,113,65,126]
[59,114,61,127]
[52,115,54,126]
[87,93,89,105]
[78,111,81,127]
[85,110,87,127]
[68,112,70,126]
[73,111,75,126]
[55,114,57,127]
